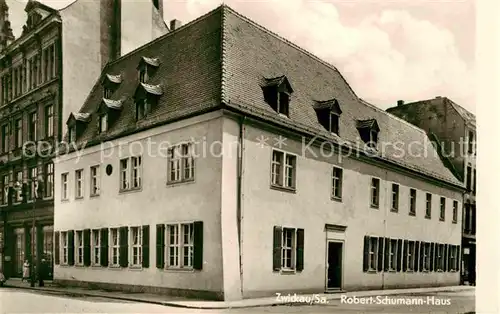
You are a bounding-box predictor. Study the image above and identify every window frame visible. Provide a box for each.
[109,228,120,267]
[29,111,37,141]
[452,200,458,224]
[90,165,100,197]
[129,226,143,268]
[44,162,54,198]
[368,236,378,271]
[407,241,415,271]
[119,156,142,192]
[331,166,343,201]
[391,183,399,212]
[425,193,432,219]
[389,239,397,271]
[75,169,84,199]
[45,104,54,138]
[165,222,195,270]
[75,230,84,266]
[60,231,68,265]
[439,197,446,221]
[409,188,417,216]
[167,143,196,184]
[14,117,22,148]
[61,173,69,201]
[91,229,101,266]
[270,149,297,191]
[370,177,380,208]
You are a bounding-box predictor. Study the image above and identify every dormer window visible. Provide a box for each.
[98,114,108,133]
[139,68,148,83]
[357,119,380,149]
[262,75,293,117]
[137,57,160,84]
[136,99,150,120]
[66,113,91,143]
[68,125,76,143]
[104,87,112,98]
[313,99,342,135]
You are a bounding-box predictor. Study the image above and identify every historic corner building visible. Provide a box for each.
[53,5,465,301]
[0,0,169,279]
[387,97,476,285]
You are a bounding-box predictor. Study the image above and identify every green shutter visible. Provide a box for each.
[142,225,150,268]
[156,224,165,269]
[384,238,390,271]
[193,221,203,270]
[83,229,91,266]
[119,227,128,268]
[68,230,75,266]
[273,226,282,271]
[414,241,420,272]
[100,228,108,267]
[296,228,304,271]
[430,243,435,272]
[54,232,60,265]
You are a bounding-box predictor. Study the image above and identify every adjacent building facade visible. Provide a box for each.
[53,6,465,301]
[0,0,168,280]
[387,97,476,285]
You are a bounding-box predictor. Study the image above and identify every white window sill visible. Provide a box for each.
[166,178,195,187]
[129,266,143,271]
[108,265,122,270]
[75,196,84,201]
[331,196,342,202]
[60,199,70,203]
[366,269,377,274]
[270,184,296,194]
[91,264,102,268]
[90,194,100,198]
[279,269,296,275]
[119,187,142,194]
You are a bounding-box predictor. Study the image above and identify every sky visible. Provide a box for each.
[5,0,475,113]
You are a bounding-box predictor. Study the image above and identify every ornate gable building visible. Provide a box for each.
[54,5,465,300]
[0,0,169,280]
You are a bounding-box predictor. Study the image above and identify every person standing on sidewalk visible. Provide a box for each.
[22,260,30,282]
[38,256,47,287]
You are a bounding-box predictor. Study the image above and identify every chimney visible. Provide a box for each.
[397,100,404,106]
[170,19,182,31]
[0,0,14,51]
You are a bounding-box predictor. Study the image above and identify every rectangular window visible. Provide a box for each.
[167,143,195,183]
[43,48,49,82]
[120,156,142,191]
[90,165,100,196]
[50,44,56,78]
[407,241,415,271]
[75,169,83,198]
[130,226,143,267]
[75,230,84,266]
[409,189,417,215]
[452,200,458,223]
[29,166,37,200]
[166,223,194,269]
[45,105,54,138]
[120,159,129,190]
[61,231,68,265]
[423,242,431,271]
[425,193,432,218]
[271,150,296,190]
[1,124,8,153]
[436,244,444,271]
[368,237,378,271]
[14,118,22,148]
[61,173,68,200]
[98,114,108,134]
[332,167,343,200]
[14,170,23,202]
[0,174,8,205]
[371,178,380,208]
[389,239,397,271]
[104,88,112,99]
[281,228,295,270]
[91,229,100,266]
[29,112,37,141]
[391,184,399,211]
[440,197,446,221]
[468,131,474,154]
[466,165,472,191]
[139,68,148,83]
[473,169,476,194]
[44,163,53,198]
[109,228,120,267]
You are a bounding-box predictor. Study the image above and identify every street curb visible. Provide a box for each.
[3,284,475,309]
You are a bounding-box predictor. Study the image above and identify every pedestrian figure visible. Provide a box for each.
[22,260,30,282]
[38,257,47,287]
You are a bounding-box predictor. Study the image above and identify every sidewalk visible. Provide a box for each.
[3,279,475,309]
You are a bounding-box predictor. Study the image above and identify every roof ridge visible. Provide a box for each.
[221,5,359,99]
[105,5,224,69]
[359,98,428,135]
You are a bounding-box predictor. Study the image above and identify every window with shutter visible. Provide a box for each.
[68,230,75,266]
[83,229,91,266]
[156,224,165,269]
[119,227,128,267]
[142,225,150,268]
[100,228,108,267]
[54,231,60,265]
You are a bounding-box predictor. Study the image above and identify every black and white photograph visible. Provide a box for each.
[0,0,493,313]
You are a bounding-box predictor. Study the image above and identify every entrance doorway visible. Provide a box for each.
[326,241,343,290]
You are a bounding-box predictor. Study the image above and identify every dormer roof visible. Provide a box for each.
[137,83,163,96]
[356,119,380,132]
[102,97,125,111]
[139,56,161,68]
[313,99,342,114]
[262,75,293,93]
[103,73,122,84]
[66,112,90,125]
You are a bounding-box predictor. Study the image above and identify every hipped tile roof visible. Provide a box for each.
[66,5,463,188]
